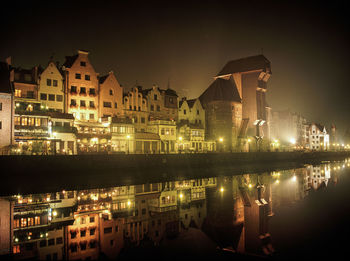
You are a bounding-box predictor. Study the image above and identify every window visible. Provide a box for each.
[90,228,95,236]
[70,231,77,239]
[161,129,165,135]
[71,86,77,93]
[81,230,86,237]
[75,73,81,79]
[157,105,160,111]
[109,89,113,95]
[40,240,47,248]
[71,99,76,106]
[27,91,34,98]
[80,87,86,94]
[104,227,112,234]
[110,240,114,246]
[47,79,52,86]
[151,105,154,111]
[40,93,47,100]
[89,88,95,95]
[89,114,94,120]
[114,102,117,108]
[13,245,20,254]
[49,94,55,101]
[80,100,86,107]
[141,117,145,123]
[15,89,21,97]
[80,61,86,67]
[197,109,199,115]
[35,216,41,225]
[28,217,34,226]
[81,217,86,224]
[154,94,158,100]
[89,101,95,108]
[85,75,90,81]
[56,237,63,244]
[14,219,20,228]
[53,80,58,87]
[80,242,87,251]
[56,95,63,102]
[138,106,141,111]
[48,239,55,246]
[142,208,146,215]
[115,225,119,232]
[184,109,187,115]
[90,217,95,223]
[103,102,112,108]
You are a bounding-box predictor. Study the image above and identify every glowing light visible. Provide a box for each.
[179,193,183,199]
[292,176,297,182]
[46,233,48,237]
[15,238,19,242]
[40,234,43,238]
[127,200,131,206]
[220,187,224,192]
[178,136,183,141]
[219,137,224,142]
[248,184,253,188]
[53,211,57,217]
[289,138,296,145]
[247,138,251,143]
[126,135,130,139]
[275,179,280,184]
[28,236,31,240]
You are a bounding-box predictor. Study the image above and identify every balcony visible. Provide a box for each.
[52,126,77,134]
[148,205,177,213]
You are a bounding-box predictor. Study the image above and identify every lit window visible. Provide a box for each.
[13,245,20,254]
[15,89,21,97]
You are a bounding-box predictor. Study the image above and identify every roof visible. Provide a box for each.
[217,55,271,76]
[99,74,109,84]
[163,88,178,97]
[135,132,160,140]
[187,99,196,108]
[0,62,13,93]
[13,67,38,84]
[62,55,78,68]
[199,77,241,104]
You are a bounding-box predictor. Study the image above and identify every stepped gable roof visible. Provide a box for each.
[217,55,271,76]
[13,66,38,84]
[199,77,241,104]
[99,74,109,84]
[315,123,325,132]
[63,55,78,68]
[0,62,13,94]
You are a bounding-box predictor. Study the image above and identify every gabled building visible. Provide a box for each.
[305,123,329,151]
[98,71,123,118]
[123,86,148,132]
[62,50,99,122]
[0,61,14,154]
[215,55,272,142]
[199,77,242,151]
[38,61,64,112]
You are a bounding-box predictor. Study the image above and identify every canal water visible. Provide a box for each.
[1,158,349,260]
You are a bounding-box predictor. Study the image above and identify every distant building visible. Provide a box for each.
[305,123,330,151]
[0,61,14,154]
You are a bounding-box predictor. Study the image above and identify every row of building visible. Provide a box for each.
[0,160,345,259]
[0,50,341,154]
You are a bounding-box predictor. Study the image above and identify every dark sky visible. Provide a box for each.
[1,0,349,133]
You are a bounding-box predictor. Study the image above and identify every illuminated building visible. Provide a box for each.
[214,55,272,148]
[38,61,64,112]
[62,50,99,122]
[141,84,178,122]
[199,76,242,151]
[110,117,135,153]
[0,61,14,154]
[147,119,176,153]
[98,71,124,118]
[305,123,330,151]
[123,86,149,132]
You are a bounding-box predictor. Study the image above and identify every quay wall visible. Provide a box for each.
[0,151,349,196]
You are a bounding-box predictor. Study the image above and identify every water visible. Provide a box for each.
[1,159,349,260]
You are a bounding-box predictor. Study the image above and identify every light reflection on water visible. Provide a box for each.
[1,158,350,260]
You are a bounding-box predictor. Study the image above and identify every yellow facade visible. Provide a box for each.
[38,62,64,112]
[99,72,123,118]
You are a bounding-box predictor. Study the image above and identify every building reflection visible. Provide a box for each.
[0,159,347,260]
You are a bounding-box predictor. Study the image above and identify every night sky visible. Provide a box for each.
[1,0,349,133]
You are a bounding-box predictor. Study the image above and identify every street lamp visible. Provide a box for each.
[247,138,251,152]
[218,137,224,152]
[126,135,130,154]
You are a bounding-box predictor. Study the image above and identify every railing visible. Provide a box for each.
[148,205,177,212]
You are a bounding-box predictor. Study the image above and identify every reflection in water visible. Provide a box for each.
[0,159,349,260]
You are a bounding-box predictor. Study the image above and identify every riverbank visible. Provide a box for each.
[1,151,349,196]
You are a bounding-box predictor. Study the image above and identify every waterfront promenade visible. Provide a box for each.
[1,151,349,196]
